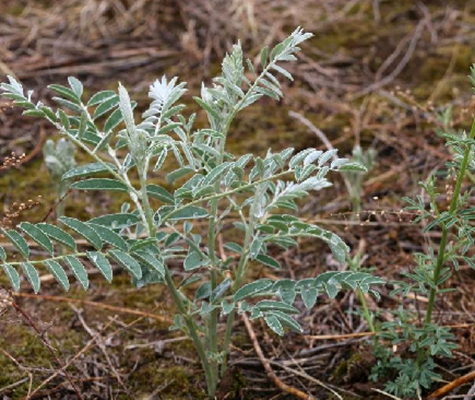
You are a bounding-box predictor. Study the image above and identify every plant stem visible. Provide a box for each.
[221,184,261,376]
[357,289,375,334]
[138,153,218,396]
[425,116,475,325]
[207,197,220,387]
[163,268,217,396]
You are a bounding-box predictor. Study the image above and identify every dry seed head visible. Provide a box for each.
[0,288,13,315]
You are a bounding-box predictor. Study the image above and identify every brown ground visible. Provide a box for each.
[1,1,475,399]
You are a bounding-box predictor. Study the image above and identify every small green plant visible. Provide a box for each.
[371,69,475,397]
[342,145,376,214]
[0,28,384,397]
[42,138,77,219]
[346,249,376,335]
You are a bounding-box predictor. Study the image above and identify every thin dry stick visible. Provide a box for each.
[27,318,116,399]
[289,111,335,152]
[371,388,403,400]
[267,359,343,399]
[304,323,475,340]
[0,349,33,397]
[14,292,172,323]
[0,377,29,396]
[241,313,314,400]
[69,305,127,392]
[11,300,85,400]
[464,382,475,400]
[428,370,475,399]
[353,17,426,97]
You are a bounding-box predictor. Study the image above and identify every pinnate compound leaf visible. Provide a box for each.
[60,217,102,250]
[87,251,112,282]
[63,256,89,290]
[44,260,70,291]
[21,262,40,293]
[62,162,117,181]
[1,229,29,258]
[71,178,128,192]
[235,279,273,301]
[37,223,77,251]
[19,222,53,254]
[87,223,128,251]
[2,264,20,291]
[264,314,284,336]
[108,249,142,279]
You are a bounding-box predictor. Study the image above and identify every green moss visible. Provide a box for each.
[331,351,363,382]
[0,324,58,398]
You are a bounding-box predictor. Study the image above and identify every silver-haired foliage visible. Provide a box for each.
[0,28,383,396]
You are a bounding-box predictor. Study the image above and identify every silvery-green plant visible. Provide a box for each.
[0,28,384,396]
[342,145,376,214]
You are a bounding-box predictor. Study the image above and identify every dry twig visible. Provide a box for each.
[11,299,85,400]
[241,312,315,400]
[14,292,172,323]
[429,370,475,399]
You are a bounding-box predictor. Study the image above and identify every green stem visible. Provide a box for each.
[221,185,260,376]
[357,289,375,334]
[425,116,475,325]
[138,159,155,236]
[163,268,217,396]
[207,198,219,387]
[137,152,217,395]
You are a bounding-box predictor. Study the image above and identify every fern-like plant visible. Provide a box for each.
[0,28,384,396]
[371,69,475,397]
